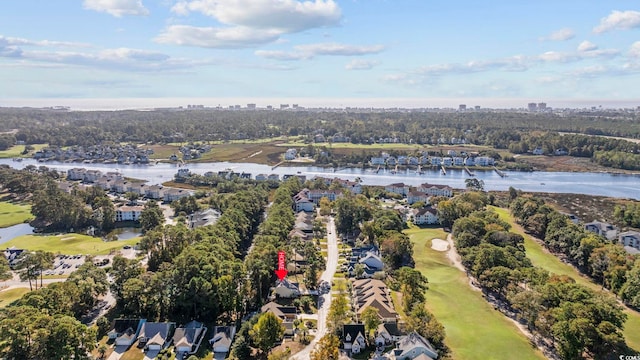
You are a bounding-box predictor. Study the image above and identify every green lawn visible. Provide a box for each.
[490,206,640,351]
[0,144,48,159]
[0,202,33,228]
[0,288,30,308]
[405,226,545,360]
[2,233,140,255]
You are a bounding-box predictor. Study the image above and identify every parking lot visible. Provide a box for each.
[47,254,87,276]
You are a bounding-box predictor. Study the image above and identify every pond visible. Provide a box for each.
[108,227,142,240]
[0,223,34,245]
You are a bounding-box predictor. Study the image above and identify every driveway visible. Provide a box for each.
[290,216,339,359]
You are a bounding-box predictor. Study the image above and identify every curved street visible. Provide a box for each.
[291,216,339,360]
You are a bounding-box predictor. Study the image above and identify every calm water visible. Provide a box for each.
[2,159,639,200]
[0,223,34,245]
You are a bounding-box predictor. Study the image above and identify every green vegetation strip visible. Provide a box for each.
[490,206,640,351]
[2,234,140,255]
[0,288,30,308]
[405,227,545,360]
[0,202,33,228]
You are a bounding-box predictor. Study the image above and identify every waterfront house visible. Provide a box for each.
[116,205,144,222]
[407,191,429,205]
[385,183,410,197]
[418,184,453,197]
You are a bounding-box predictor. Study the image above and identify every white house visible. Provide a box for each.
[274,279,301,298]
[532,147,544,155]
[359,252,384,271]
[115,205,143,222]
[389,332,439,360]
[342,324,367,354]
[418,183,453,197]
[164,188,191,202]
[619,231,640,250]
[268,174,280,181]
[442,157,453,166]
[414,208,439,225]
[371,157,386,165]
[67,168,86,181]
[293,190,315,212]
[584,221,617,240]
[385,183,410,196]
[255,174,268,181]
[108,319,145,347]
[137,322,174,351]
[173,321,206,355]
[474,156,495,166]
[375,323,403,347]
[284,148,297,160]
[407,191,430,205]
[430,157,442,166]
[209,326,235,355]
[464,157,475,166]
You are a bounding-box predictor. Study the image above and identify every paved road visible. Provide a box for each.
[291,216,339,360]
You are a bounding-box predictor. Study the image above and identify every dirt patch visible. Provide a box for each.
[431,238,448,252]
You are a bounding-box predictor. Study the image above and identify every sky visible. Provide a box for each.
[1,0,640,109]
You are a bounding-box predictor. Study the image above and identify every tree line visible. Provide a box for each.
[450,195,628,359]
[510,195,640,309]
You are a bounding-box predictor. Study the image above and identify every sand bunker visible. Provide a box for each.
[431,238,448,251]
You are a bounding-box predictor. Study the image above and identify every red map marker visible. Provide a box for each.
[275,250,288,281]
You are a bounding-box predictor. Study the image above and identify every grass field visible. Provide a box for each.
[2,233,140,255]
[405,226,545,360]
[0,288,30,308]
[490,206,640,351]
[0,201,33,228]
[0,144,48,159]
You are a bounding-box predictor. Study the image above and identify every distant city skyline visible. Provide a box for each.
[2,1,640,103]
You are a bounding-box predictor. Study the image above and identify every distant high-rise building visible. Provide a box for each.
[458,104,466,111]
[280,104,289,109]
[234,105,241,109]
[292,104,299,109]
[247,103,256,109]
[538,102,547,110]
[474,105,480,110]
[267,105,273,110]
[528,103,538,111]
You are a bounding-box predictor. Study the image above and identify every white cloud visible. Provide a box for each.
[254,50,310,61]
[629,41,640,57]
[83,0,148,17]
[577,40,598,52]
[255,42,385,61]
[540,28,575,41]
[155,25,281,48]
[345,59,379,70]
[164,0,341,48]
[0,35,90,48]
[172,0,341,32]
[593,10,640,33]
[296,43,384,56]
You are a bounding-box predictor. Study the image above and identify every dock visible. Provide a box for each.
[440,165,447,175]
[493,166,507,178]
[272,161,284,170]
[464,166,475,176]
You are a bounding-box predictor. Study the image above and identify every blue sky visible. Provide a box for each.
[1,0,640,108]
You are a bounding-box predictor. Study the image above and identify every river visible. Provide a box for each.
[2,159,639,200]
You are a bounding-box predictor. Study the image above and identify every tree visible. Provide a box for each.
[250,312,285,354]
[0,256,11,282]
[396,267,428,312]
[361,307,381,340]
[319,197,332,216]
[140,200,164,233]
[125,192,140,203]
[310,334,340,360]
[465,178,485,192]
[98,345,107,359]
